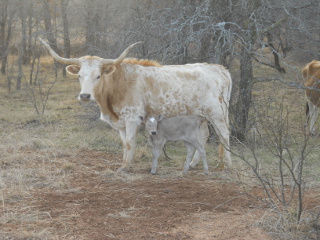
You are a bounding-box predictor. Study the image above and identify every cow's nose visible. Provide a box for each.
[80,93,91,101]
[151,131,157,135]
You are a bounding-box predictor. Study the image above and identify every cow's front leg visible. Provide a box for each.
[117,123,140,172]
[119,129,127,164]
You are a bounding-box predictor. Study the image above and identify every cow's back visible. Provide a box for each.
[304,60,320,106]
[140,63,231,117]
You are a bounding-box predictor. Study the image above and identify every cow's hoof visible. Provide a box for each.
[117,166,129,172]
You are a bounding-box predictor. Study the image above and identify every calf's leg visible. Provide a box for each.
[151,139,166,175]
[189,150,200,168]
[183,142,196,174]
[151,145,162,175]
[192,141,208,175]
[190,122,209,168]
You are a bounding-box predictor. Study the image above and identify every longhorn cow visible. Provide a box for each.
[39,39,232,171]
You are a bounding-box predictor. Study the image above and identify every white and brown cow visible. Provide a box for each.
[39,39,232,172]
[303,60,320,135]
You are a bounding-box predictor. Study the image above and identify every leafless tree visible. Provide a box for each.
[42,0,59,77]
[0,0,16,75]
[121,0,320,141]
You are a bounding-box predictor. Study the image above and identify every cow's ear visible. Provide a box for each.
[157,115,163,121]
[103,65,116,75]
[66,65,80,75]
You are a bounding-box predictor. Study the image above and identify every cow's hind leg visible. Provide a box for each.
[208,113,231,168]
[218,143,225,170]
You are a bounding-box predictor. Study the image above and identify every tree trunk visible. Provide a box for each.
[17,2,26,90]
[42,0,58,77]
[25,1,34,65]
[234,42,254,141]
[85,2,95,54]
[60,0,70,78]
[0,0,14,75]
[20,5,27,66]
[0,0,8,70]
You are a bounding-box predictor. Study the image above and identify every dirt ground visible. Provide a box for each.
[2,150,275,239]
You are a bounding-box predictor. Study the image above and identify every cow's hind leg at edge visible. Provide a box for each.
[208,110,231,169]
[306,101,319,136]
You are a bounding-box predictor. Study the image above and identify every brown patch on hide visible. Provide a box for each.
[123,58,162,67]
[80,56,102,60]
[94,64,137,122]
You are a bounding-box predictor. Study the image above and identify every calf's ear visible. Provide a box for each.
[139,116,144,123]
[157,115,163,121]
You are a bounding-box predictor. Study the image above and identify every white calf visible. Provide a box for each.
[142,115,209,175]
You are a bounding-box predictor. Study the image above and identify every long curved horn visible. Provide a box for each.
[102,41,144,66]
[39,38,80,65]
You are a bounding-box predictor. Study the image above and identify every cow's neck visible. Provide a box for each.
[94,66,128,122]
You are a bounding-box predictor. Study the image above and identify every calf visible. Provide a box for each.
[142,115,209,175]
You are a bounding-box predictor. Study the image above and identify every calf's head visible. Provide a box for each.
[39,38,142,102]
[141,115,163,136]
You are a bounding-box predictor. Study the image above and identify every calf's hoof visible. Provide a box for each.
[189,160,199,169]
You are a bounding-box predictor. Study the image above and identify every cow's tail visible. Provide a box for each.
[227,72,232,104]
[162,145,172,161]
[224,70,232,127]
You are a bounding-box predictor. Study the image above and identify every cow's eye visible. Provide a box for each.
[78,75,81,78]
[97,75,100,79]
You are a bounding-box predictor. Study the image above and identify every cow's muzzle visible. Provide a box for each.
[80,93,91,101]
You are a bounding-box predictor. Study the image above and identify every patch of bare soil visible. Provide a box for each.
[3,150,272,239]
